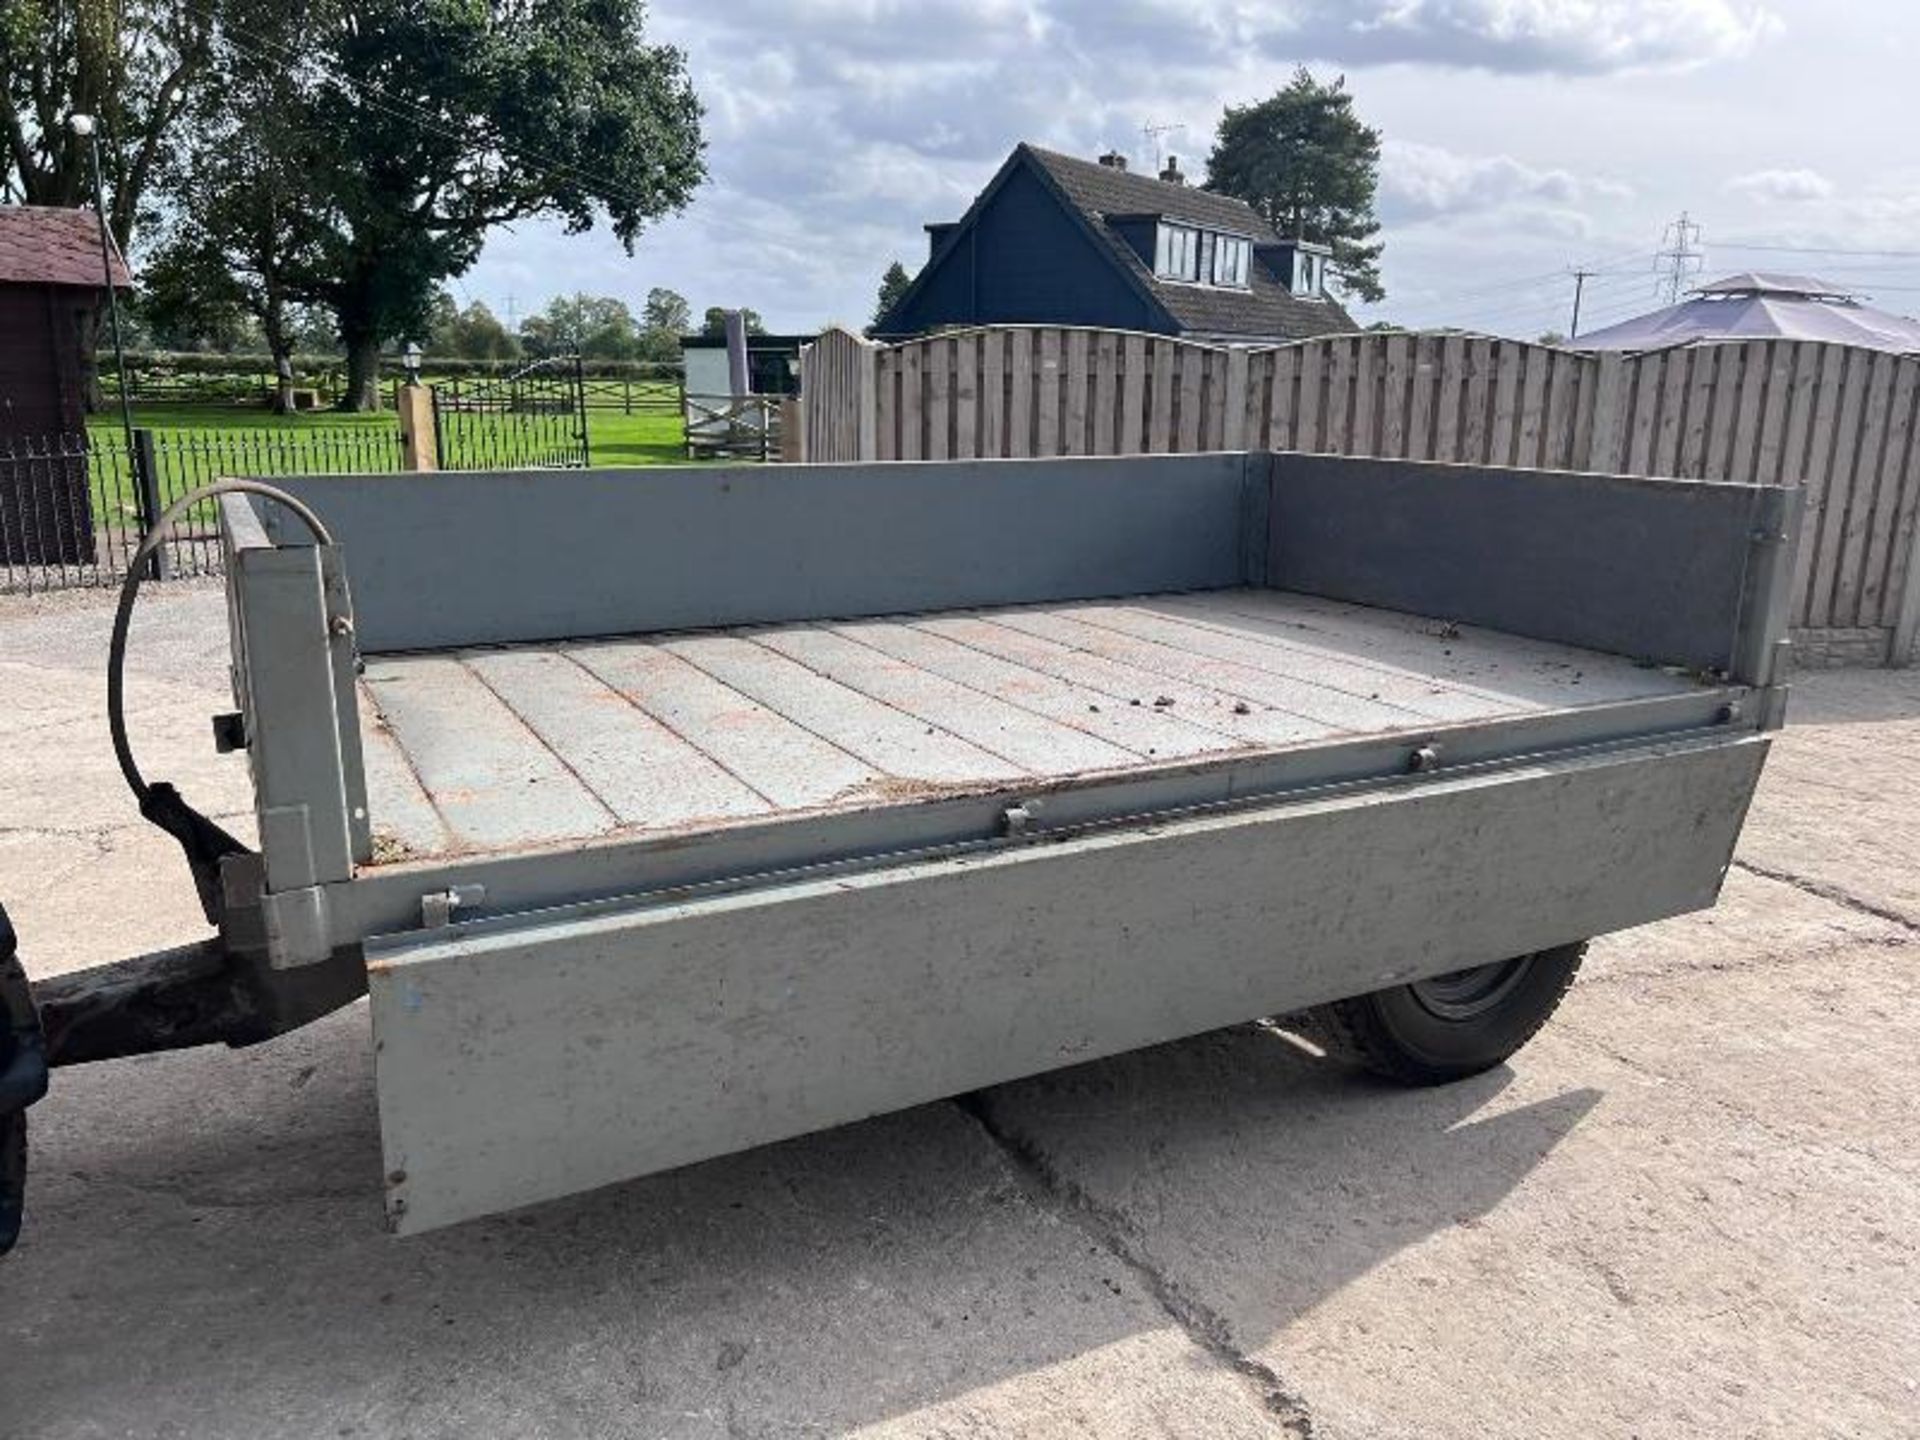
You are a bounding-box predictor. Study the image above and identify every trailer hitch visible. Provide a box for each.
[0,896,370,1254]
[0,904,49,1256]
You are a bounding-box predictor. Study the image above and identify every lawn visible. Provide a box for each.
[77,399,697,531]
[87,399,691,466]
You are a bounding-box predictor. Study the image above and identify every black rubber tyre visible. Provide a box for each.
[1301,942,1586,1086]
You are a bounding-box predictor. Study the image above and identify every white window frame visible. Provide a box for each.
[1155,223,1199,282]
[1293,251,1322,297]
[1156,223,1252,289]
[1212,236,1249,289]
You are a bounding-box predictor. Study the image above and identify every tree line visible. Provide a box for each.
[2,0,706,408]
[129,286,766,365]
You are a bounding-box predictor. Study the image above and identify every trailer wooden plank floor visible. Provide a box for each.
[356,588,1704,863]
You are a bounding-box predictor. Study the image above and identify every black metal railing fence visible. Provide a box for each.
[431,355,592,471]
[1,425,403,594]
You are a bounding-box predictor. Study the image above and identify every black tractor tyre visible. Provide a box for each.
[1300,942,1587,1086]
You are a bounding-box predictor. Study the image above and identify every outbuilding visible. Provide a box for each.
[0,205,130,566]
[0,205,131,434]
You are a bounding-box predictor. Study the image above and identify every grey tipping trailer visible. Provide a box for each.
[0,450,1799,1244]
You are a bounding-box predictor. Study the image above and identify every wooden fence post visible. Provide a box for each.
[778,396,804,463]
[397,383,438,471]
[795,326,879,462]
[1222,346,1250,451]
[1584,352,1626,474]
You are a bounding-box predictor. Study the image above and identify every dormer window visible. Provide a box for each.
[1153,223,1251,289]
[1215,235,1249,287]
[1293,251,1319,297]
[1155,224,1197,281]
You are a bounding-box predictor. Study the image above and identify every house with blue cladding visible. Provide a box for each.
[875,144,1356,344]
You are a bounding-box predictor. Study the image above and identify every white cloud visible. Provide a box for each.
[1317,0,1781,74]
[1050,0,1781,75]
[460,0,1814,332]
[1382,140,1631,226]
[1724,167,1835,202]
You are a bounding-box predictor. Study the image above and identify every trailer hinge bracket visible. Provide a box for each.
[261,885,333,970]
[1001,803,1039,837]
[421,885,486,930]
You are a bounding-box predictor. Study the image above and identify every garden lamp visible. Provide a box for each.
[403,342,423,387]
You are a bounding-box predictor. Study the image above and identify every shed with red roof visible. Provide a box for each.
[0,205,131,565]
[0,204,132,436]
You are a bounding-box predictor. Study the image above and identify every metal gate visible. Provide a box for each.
[432,355,591,471]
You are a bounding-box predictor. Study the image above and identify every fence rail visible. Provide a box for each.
[799,325,1920,666]
[579,375,686,415]
[107,353,684,411]
[683,393,783,461]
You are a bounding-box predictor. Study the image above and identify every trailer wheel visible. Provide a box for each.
[1301,942,1586,1086]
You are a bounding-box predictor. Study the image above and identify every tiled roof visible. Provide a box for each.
[0,205,132,289]
[1023,146,1354,342]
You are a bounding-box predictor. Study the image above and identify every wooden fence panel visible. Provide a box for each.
[980,329,1005,459]
[1092,330,1119,454]
[1677,344,1716,478]
[801,325,1920,661]
[923,337,948,462]
[1843,353,1904,629]
[1172,344,1202,452]
[1584,351,1624,473]
[1866,364,1920,624]
[1120,334,1147,454]
[1798,345,1857,624]
[1008,329,1034,458]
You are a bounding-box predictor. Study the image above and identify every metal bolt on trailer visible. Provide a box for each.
[0,451,1801,1249]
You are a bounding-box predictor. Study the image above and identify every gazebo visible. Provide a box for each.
[1577,272,1920,354]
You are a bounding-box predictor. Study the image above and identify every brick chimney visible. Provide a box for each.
[1159,155,1185,185]
[1097,150,1128,171]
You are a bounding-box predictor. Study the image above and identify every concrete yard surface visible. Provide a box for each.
[0,585,1916,1439]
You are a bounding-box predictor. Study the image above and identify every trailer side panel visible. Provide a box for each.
[369,734,1765,1234]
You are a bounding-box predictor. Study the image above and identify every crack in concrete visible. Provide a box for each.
[954,1093,1317,1438]
[0,810,253,846]
[1551,1021,1909,1179]
[63,1172,376,1211]
[0,822,121,845]
[1731,859,1920,936]
[1576,932,1913,988]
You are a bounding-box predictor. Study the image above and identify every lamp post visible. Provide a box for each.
[67,114,136,460]
[402,341,423,387]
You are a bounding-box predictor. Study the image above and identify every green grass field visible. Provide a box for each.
[76,398,694,531]
[88,398,689,464]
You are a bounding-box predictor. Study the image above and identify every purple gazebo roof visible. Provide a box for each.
[1577,272,1920,354]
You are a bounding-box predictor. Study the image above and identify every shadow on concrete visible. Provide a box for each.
[975,1023,1602,1345]
[2,1004,1595,1438]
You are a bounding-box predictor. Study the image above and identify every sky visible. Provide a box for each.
[457,0,1920,341]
